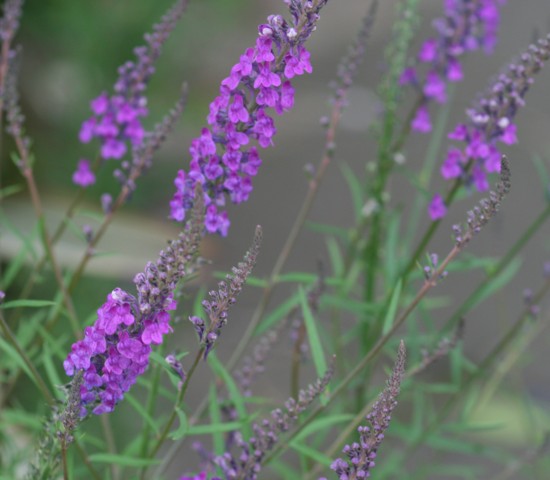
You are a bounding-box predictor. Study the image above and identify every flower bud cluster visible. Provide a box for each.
[328,342,405,480]
[169,0,328,236]
[190,226,262,358]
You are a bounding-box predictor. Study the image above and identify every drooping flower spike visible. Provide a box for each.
[169,0,329,236]
[401,0,506,133]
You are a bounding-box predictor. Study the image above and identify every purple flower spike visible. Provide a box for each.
[64,196,204,416]
[403,0,506,134]
[431,34,550,219]
[75,0,188,170]
[169,0,328,236]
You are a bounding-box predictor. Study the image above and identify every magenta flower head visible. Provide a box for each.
[169,0,328,236]
[63,197,204,416]
[401,0,506,133]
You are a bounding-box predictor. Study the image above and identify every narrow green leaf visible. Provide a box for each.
[42,344,63,398]
[89,453,160,467]
[0,336,34,385]
[340,162,364,220]
[382,279,402,336]
[305,221,349,240]
[1,299,57,309]
[209,383,224,456]
[384,213,401,284]
[468,258,522,311]
[325,237,344,277]
[188,421,244,435]
[168,407,188,440]
[299,286,327,380]
[209,351,250,438]
[256,293,300,335]
[292,414,354,442]
[125,393,161,435]
[531,154,549,194]
[290,441,333,466]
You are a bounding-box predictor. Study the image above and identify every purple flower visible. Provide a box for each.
[72,159,96,187]
[411,105,432,133]
[168,1,328,236]
[403,0,506,133]
[429,194,447,220]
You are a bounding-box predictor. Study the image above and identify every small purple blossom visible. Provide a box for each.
[169,1,328,235]
[428,194,447,220]
[72,159,96,187]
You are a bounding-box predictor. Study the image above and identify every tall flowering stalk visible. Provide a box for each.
[63,194,203,416]
[429,34,550,219]
[326,341,406,480]
[73,0,188,185]
[169,0,328,236]
[400,0,506,133]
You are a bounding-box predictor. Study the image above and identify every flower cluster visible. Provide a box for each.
[190,225,262,358]
[73,0,188,186]
[63,288,157,415]
[169,0,328,236]
[214,362,334,480]
[327,342,406,480]
[63,197,204,415]
[401,0,506,133]
[429,34,550,219]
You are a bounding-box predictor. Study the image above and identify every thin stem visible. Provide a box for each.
[290,322,306,399]
[61,440,69,480]
[143,346,204,480]
[100,415,119,480]
[16,138,81,336]
[139,353,163,459]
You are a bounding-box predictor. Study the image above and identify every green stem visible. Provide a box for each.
[142,346,204,480]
